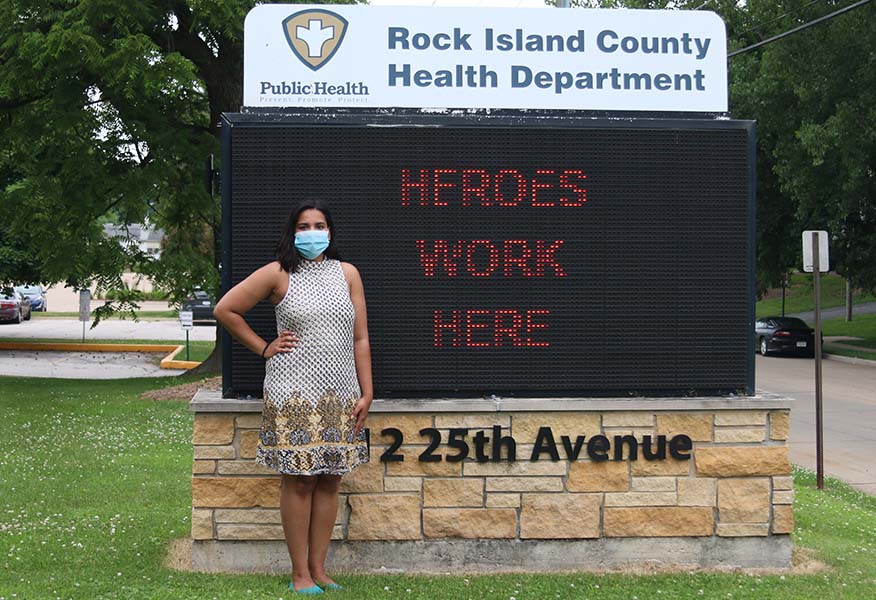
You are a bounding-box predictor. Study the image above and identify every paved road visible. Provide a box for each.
[756,354,876,494]
[787,301,876,323]
[0,350,186,379]
[0,317,217,341]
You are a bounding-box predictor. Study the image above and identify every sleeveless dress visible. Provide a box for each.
[255,258,370,475]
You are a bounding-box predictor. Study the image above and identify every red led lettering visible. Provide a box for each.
[417,240,465,277]
[494,309,524,346]
[495,170,527,207]
[559,170,587,206]
[525,310,551,347]
[503,240,534,277]
[531,170,556,207]
[466,240,499,277]
[401,169,430,206]
[434,308,551,348]
[535,240,567,277]
[465,310,492,347]
[433,309,464,347]
[461,170,491,207]
[433,169,457,206]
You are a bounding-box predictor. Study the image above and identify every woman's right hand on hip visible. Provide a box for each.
[265,330,299,358]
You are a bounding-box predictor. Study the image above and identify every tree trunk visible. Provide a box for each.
[845,277,853,322]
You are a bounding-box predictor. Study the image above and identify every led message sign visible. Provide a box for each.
[221,112,754,398]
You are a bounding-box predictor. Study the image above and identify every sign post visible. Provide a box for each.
[78,289,91,342]
[180,310,194,360]
[803,230,828,489]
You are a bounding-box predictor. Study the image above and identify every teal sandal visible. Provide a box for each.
[317,581,343,590]
[289,582,324,595]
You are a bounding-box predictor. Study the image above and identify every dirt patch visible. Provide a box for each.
[141,376,221,401]
[163,537,193,571]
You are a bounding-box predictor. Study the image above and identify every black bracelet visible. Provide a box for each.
[261,342,270,359]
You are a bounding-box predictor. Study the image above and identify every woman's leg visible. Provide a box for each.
[308,474,342,584]
[280,474,318,590]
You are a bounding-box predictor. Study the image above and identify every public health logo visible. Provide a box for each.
[282,9,349,71]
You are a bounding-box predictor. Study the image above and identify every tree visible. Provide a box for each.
[0,0,359,370]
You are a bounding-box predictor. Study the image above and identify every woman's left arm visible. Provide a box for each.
[342,262,373,437]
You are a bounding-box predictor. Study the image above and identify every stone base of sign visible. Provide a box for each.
[190,536,792,573]
[189,390,795,573]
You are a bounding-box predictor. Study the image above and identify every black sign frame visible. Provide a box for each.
[220,109,756,400]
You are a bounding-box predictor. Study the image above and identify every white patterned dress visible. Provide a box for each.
[255,258,370,475]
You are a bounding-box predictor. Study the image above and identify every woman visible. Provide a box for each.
[213,202,372,595]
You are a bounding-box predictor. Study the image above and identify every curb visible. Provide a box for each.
[823,352,876,368]
[0,341,201,370]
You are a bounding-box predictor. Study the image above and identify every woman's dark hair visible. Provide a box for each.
[276,201,340,272]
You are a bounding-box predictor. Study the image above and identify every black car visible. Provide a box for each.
[182,289,215,322]
[755,316,817,357]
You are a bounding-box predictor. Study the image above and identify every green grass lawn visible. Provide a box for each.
[821,313,876,361]
[0,337,216,363]
[3,375,876,599]
[756,273,876,318]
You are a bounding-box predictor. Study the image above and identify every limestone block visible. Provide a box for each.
[772,504,794,534]
[485,477,563,492]
[772,490,794,505]
[630,458,690,477]
[696,447,790,477]
[604,491,677,507]
[192,477,279,508]
[423,508,517,539]
[192,460,216,475]
[486,493,520,508]
[602,412,655,428]
[772,476,794,491]
[384,447,462,477]
[347,494,421,540]
[191,508,213,540]
[434,413,511,429]
[717,478,770,522]
[713,428,766,443]
[193,414,235,445]
[656,413,713,442]
[365,414,434,445]
[193,445,235,460]
[424,478,484,507]
[714,411,767,426]
[604,507,714,537]
[384,476,422,492]
[339,447,384,493]
[717,523,769,537]
[631,477,676,492]
[236,414,262,429]
[520,493,601,539]
[217,460,277,476]
[239,430,259,459]
[678,478,717,507]
[463,458,566,477]
[770,411,790,441]
[511,412,600,442]
[567,460,629,492]
[332,525,343,540]
[217,524,285,540]
[214,509,281,524]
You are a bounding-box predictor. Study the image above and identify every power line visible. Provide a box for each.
[729,0,874,57]
[736,0,824,37]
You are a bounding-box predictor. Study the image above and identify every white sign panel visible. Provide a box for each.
[179,310,194,330]
[802,231,829,273]
[243,5,728,112]
[78,289,91,322]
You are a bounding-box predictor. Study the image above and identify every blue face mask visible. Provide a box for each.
[294,230,330,259]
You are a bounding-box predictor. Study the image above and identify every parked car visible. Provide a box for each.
[182,289,216,322]
[0,286,32,323]
[15,284,47,311]
[755,316,819,357]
